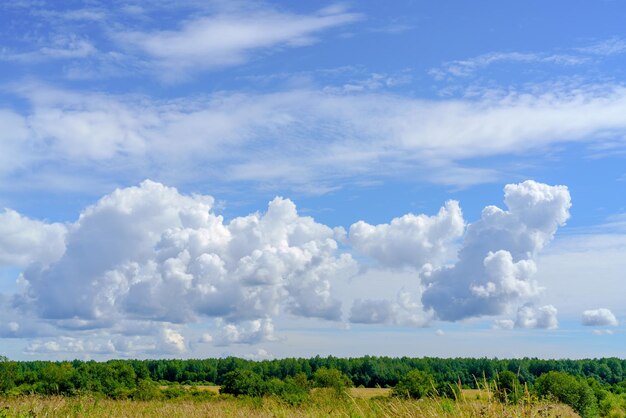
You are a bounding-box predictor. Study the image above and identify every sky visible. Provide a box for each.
[1,0,626,361]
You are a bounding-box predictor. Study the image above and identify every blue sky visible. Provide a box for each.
[1,0,626,360]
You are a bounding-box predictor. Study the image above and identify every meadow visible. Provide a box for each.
[4,356,626,417]
[0,388,580,418]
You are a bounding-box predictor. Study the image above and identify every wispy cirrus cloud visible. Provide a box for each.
[8,82,626,193]
[430,37,626,80]
[576,37,626,56]
[114,5,361,79]
[431,51,586,79]
[0,2,360,81]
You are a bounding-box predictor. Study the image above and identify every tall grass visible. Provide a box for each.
[0,386,580,418]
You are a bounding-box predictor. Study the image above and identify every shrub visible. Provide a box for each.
[220,369,267,397]
[391,370,436,400]
[312,368,352,396]
[162,384,187,399]
[436,380,461,400]
[495,370,522,404]
[534,371,598,418]
[132,379,162,401]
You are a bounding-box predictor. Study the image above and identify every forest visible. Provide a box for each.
[3,355,626,417]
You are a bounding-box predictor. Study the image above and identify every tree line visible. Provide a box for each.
[2,355,626,391]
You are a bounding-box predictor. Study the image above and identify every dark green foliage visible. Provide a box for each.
[494,370,522,404]
[436,379,461,400]
[391,369,436,399]
[133,379,162,401]
[38,362,76,395]
[312,367,352,396]
[534,371,598,418]
[220,369,267,397]
[0,357,17,393]
[3,353,626,417]
[266,375,310,405]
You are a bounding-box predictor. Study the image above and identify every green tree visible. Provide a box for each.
[391,369,436,399]
[38,363,76,395]
[0,356,17,393]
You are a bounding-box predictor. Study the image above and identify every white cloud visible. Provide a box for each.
[349,200,464,269]
[0,178,581,355]
[492,319,515,330]
[10,83,626,193]
[592,329,614,336]
[422,181,570,321]
[577,38,626,56]
[431,51,586,79]
[0,209,66,267]
[349,290,433,327]
[25,336,116,355]
[582,308,619,326]
[515,304,558,330]
[1,34,97,63]
[215,319,276,346]
[534,232,626,316]
[116,6,360,78]
[158,328,186,353]
[0,109,33,175]
[15,180,354,350]
[243,348,273,360]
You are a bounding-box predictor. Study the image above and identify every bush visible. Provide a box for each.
[268,374,310,405]
[220,369,267,397]
[391,370,436,399]
[436,380,461,400]
[132,379,162,401]
[312,368,352,396]
[162,384,187,399]
[534,371,598,418]
[495,370,522,404]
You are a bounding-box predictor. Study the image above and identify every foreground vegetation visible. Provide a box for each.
[3,356,626,417]
[0,389,579,418]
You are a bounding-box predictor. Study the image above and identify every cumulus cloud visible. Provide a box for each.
[215,319,276,346]
[243,348,273,361]
[0,209,66,267]
[422,181,570,321]
[492,319,515,330]
[515,304,558,330]
[158,328,186,353]
[582,308,619,326]
[349,200,464,269]
[0,179,576,355]
[14,180,354,350]
[350,290,433,327]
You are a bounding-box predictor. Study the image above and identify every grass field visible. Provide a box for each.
[0,389,580,417]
